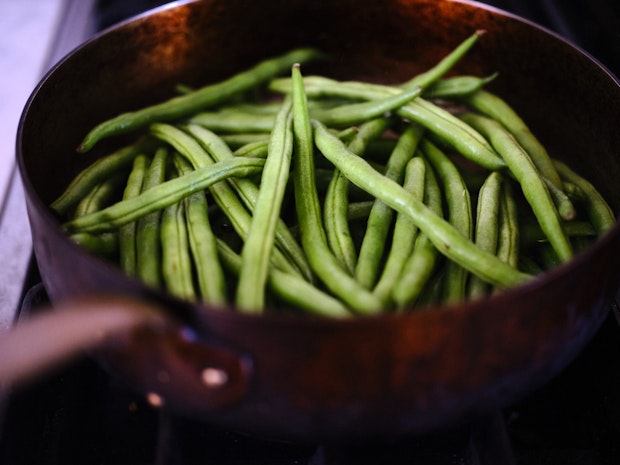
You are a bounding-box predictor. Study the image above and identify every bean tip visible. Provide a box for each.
[475,29,487,37]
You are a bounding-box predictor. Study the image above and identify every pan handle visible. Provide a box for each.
[0,296,253,411]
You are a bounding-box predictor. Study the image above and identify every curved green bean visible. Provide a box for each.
[236,96,294,312]
[401,30,485,91]
[324,168,357,274]
[174,155,227,306]
[161,199,196,300]
[468,171,503,299]
[119,153,149,276]
[291,64,383,314]
[423,74,497,100]
[78,48,323,152]
[63,156,266,234]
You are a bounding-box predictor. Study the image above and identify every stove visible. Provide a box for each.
[1,0,619,464]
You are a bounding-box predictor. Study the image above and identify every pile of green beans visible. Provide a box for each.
[54,36,615,317]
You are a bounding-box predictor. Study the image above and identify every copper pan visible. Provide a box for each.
[7,0,620,442]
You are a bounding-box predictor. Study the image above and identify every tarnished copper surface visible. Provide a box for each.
[16,0,620,441]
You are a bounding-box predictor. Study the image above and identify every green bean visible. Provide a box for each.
[421,138,473,303]
[119,154,149,276]
[468,171,503,299]
[291,63,383,314]
[348,200,375,221]
[392,160,443,308]
[70,232,118,257]
[63,156,266,234]
[312,120,531,288]
[135,147,168,288]
[323,168,357,274]
[423,74,497,100]
[236,96,294,312]
[73,171,126,217]
[78,48,324,152]
[401,30,485,91]
[460,112,573,262]
[220,133,271,148]
[189,110,275,133]
[174,155,227,306]
[372,155,426,305]
[464,89,564,191]
[520,221,595,247]
[150,122,305,278]
[160,199,196,300]
[356,124,424,289]
[542,175,577,221]
[216,239,351,318]
[553,159,615,235]
[184,123,314,282]
[52,137,156,215]
[311,87,421,127]
[232,139,270,158]
[269,75,505,171]
[495,181,520,270]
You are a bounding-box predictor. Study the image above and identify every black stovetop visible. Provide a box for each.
[1,0,619,463]
[1,277,619,465]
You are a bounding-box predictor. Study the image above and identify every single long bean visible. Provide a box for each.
[460,112,573,262]
[401,30,485,91]
[423,74,497,100]
[78,48,323,152]
[160,200,196,300]
[311,87,420,127]
[236,96,294,312]
[291,64,383,314]
[70,232,118,257]
[189,110,275,133]
[119,154,149,276]
[174,155,227,306]
[63,156,266,234]
[495,181,520,270]
[468,171,503,299]
[324,168,357,274]
[313,120,531,288]
[136,147,168,288]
